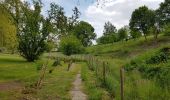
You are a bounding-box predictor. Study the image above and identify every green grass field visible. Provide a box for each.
[84,35,170,100]
[0,54,82,100]
[0,35,169,100]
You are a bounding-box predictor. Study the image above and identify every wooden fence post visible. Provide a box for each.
[95,59,98,76]
[120,67,124,100]
[103,62,106,84]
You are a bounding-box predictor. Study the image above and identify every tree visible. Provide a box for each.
[163,24,170,36]
[67,7,81,31]
[97,21,117,44]
[72,21,96,47]
[0,4,18,52]
[103,21,117,35]
[130,30,141,40]
[157,0,170,25]
[118,27,128,41]
[97,34,117,44]
[129,6,155,40]
[17,1,51,61]
[48,3,67,37]
[59,35,84,56]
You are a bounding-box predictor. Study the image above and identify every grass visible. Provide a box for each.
[83,35,170,100]
[1,35,169,99]
[0,53,80,99]
[42,35,170,99]
[86,35,170,59]
[81,62,111,100]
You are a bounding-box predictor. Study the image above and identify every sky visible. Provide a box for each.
[25,0,164,38]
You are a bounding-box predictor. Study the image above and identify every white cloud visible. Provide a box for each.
[84,0,164,37]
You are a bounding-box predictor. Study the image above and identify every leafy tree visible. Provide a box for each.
[67,7,81,31]
[48,3,67,37]
[97,21,117,44]
[0,3,18,53]
[97,34,117,44]
[163,24,170,36]
[129,6,155,40]
[118,27,128,41]
[157,0,170,25]
[103,21,117,35]
[59,35,84,56]
[72,21,96,47]
[130,30,141,40]
[4,1,52,61]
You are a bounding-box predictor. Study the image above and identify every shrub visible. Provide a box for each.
[163,24,170,36]
[45,41,55,52]
[59,35,84,56]
[0,47,6,53]
[97,34,118,44]
[52,58,61,67]
[146,48,169,64]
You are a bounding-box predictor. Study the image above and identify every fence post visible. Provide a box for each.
[120,67,124,100]
[103,62,106,84]
[95,59,98,76]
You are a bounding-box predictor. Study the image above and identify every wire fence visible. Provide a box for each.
[49,54,170,100]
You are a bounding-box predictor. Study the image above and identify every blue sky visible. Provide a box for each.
[40,0,92,17]
[25,0,164,37]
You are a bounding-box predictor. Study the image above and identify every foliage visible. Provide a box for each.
[45,41,55,52]
[146,52,168,64]
[59,35,84,56]
[130,30,141,39]
[18,1,51,62]
[0,4,18,52]
[129,6,155,40]
[72,21,96,47]
[52,58,61,67]
[48,3,67,37]
[117,27,128,41]
[163,24,170,36]
[97,34,118,44]
[124,47,170,89]
[67,7,81,31]
[157,0,170,25]
[103,21,117,35]
[97,21,117,44]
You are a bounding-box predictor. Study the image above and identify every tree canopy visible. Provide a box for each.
[157,0,170,25]
[118,27,128,41]
[129,6,155,40]
[59,35,84,56]
[103,21,117,35]
[0,3,18,52]
[72,21,96,47]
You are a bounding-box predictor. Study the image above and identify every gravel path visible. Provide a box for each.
[70,71,87,100]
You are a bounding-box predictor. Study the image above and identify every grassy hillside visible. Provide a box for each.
[86,35,170,59]
[83,35,170,100]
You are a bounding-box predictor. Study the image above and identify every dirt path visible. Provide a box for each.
[0,81,22,91]
[70,71,87,100]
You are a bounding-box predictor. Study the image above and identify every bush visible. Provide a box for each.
[59,35,84,56]
[45,41,55,52]
[0,47,6,53]
[52,58,61,67]
[97,34,118,44]
[146,51,169,64]
[163,24,170,36]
